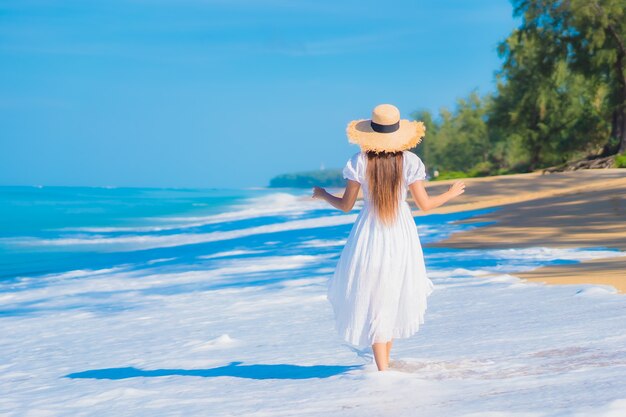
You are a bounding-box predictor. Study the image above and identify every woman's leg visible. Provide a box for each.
[371,342,389,371]
[386,339,393,364]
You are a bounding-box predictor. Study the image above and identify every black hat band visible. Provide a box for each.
[370,120,400,133]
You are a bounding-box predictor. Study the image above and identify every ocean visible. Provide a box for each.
[3,185,613,285]
[2,185,626,416]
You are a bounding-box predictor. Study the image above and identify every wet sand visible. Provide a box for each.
[416,169,626,293]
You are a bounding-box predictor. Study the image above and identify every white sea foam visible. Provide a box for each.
[299,239,347,248]
[199,249,267,259]
[574,286,619,297]
[2,213,359,252]
[146,257,177,265]
[485,246,625,261]
[0,255,329,305]
[184,334,238,352]
[2,244,625,416]
[429,246,624,269]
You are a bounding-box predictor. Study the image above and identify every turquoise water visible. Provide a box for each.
[0,186,302,280]
[0,186,252,236]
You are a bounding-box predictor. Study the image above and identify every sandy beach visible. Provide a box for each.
[415,169,626,293]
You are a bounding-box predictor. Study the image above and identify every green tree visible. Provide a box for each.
[411,91,492,173]
[507,0,626,154]
[491,26,611,170]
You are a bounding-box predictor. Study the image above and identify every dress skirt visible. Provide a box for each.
[327,199,435,347]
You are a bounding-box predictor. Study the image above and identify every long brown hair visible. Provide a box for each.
[365,150,403,226]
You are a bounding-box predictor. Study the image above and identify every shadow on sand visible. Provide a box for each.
[65,361,363,380]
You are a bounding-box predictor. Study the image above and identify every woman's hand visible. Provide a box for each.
[312,182,360,212]
[447,180,466,198]
[312,186,327,199]
[409,179,465,212]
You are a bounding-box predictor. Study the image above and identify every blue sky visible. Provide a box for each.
[0,0,517,189]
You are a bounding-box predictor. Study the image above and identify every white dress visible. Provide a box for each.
[327,150,435,347]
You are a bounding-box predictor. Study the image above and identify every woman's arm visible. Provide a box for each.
[311,180,361,213]
[408,179,465,212]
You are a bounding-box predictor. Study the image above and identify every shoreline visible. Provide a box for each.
[332,168,626,293]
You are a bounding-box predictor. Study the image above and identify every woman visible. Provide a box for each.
[312,104,465,371]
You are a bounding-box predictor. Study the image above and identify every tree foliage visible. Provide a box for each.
[412,92,492,173]
[411,0,626,177]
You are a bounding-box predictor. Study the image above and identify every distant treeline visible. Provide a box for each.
[409,0,626,178]
[269,169,345,188]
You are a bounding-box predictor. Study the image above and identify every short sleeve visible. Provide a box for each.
[405,152,426,184]
[342,152,362,183]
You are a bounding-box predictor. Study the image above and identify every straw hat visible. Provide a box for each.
[346,104,426,153]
